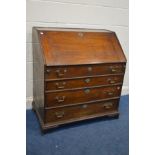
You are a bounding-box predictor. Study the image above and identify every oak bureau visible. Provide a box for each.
[32,27,127,131]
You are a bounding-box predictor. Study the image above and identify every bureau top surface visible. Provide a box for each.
[35,27,126,66]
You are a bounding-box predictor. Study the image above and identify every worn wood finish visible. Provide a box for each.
[32,27,127,131]
[45,74,124,91]
[32,28,45,120]
[45,85,122,107]
[45,63,126,79]
[45,99,119,123]
[39,30,126,66]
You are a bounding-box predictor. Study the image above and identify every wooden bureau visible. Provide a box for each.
[32,27,127,131]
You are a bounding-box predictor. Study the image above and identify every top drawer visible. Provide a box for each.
[45,63,126,80]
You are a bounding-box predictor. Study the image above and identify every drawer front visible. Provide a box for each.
[45,85,122,107]
[45,75,124,91]
[45,63,126,79]
[45,99,119,123]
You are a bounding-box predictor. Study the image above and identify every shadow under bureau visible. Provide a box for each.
[32,27,127,131]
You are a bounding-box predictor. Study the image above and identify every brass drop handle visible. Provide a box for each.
[103,102,113,109]
[56,69,67,77]
[107,92,114,96]
[107,78,116,84]
[55,96,66,103]
[46,69,51,73]
[55,82,66,89]
[110,65,123,73]
[55,111,65,118]
[111,68,117,72]
[109,80,115,84]
[109,66,118,73]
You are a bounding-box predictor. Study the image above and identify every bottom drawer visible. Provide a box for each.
[45,99,119,123]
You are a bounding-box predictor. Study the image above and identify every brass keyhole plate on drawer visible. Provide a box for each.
[78,32,84,37]
[84,89,90,94]
[81,104,88,109]
[85,78,90,83]
[88,67,92,72]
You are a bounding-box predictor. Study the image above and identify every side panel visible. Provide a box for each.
[32,27,45,120]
